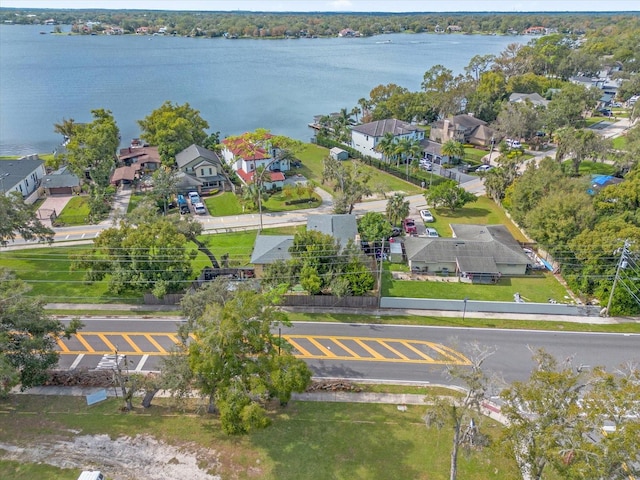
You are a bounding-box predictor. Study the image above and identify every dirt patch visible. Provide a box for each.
[0,434,221,480]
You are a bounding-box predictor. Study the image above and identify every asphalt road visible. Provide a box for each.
[58,318,640,387]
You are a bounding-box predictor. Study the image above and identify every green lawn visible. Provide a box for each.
[577,161,617,175]
[55,196,90,226]
[0,246,143,304]
[428,195,528,241]
[0,395,519,480]
[463,146,488,164]
[197,230,258,266]
[384,269,570,303]
[203,191,244,216]
[612,136,627,150]
[296,143,422,196]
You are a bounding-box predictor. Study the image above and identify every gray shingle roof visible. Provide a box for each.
[306,214,358,249]
[351,119,419,138]
[175,144,221,169]
[0,156,44,191]
[405,224,530,273]
[250,234,294,264]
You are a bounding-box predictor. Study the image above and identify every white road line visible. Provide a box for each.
[81,233,86,239]
[135,354,150,371]
[69,354,85,369]
[65,235,70,239]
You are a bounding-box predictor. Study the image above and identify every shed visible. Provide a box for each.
[388,238,403,263]
[330,147,349,161]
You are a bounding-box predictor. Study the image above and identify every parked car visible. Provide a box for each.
[425,227,439,238]
[193,202,206,215]
[420,209,434,222]
[188,191,200,204]
[390,226,402,237]
[476,164,493,173]
[403,218,417,235]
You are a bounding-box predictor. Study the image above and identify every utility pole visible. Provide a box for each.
[606,239,631,316]
[377,237,385,307]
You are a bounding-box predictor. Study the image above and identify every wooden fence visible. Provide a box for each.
[281,295,378,308]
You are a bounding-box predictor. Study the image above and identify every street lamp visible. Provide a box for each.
[462,297,469,321]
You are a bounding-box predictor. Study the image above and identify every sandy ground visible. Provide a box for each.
[0,433,221,480]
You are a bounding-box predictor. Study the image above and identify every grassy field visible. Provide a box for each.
[55,196,90,226]
[0,395,519,480]
[612,136,627,150]
[203,191,244,216]
[577,161,617,175]
[296,143,423,196]
[427,195,529,241]
[383,269,571,303]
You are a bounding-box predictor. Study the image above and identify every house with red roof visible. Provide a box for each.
[221,135,290,190]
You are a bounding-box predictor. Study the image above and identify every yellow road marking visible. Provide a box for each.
[353,339,385,359]
[331,339,360,358]
[74,334,95,353]
[283,337,313,357]
[307,337,337,357]
[97,334,117,353]
[57,333,471,366]
[378,340,409,360]
[144,334,167,354]
[399,341,435,361]
[56,338,70,352]
[122,334,142,354]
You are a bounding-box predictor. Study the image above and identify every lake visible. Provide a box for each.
[0,25,523,156]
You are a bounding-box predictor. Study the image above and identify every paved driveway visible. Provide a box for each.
[37,194,73,226]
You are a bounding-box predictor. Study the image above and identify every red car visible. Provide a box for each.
[403,218,417,235]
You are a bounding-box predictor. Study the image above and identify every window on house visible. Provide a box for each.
[200,169,205,176]
[208,168,212,175]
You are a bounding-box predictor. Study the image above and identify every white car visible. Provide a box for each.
[425,227,439,237]
[420,209,434,222]
[193,202,206,215]
[476,164,493,173]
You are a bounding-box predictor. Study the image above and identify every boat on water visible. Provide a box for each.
[376,39,392,44]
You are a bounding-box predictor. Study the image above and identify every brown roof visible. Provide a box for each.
[110,166,137,183]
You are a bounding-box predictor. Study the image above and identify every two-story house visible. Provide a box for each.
[175,144,228,194]
[350,119,425,160]
[429,114,494,147]
[221,136,289,190]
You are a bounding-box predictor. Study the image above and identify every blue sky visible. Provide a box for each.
[1,0,638,12]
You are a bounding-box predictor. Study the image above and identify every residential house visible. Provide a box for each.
[404,224,530,283]
[429,114,495,147]
[508,92,549,108]
[447,25,462,32]
[175,144,228,194]
[221,135,289,190]
[111,145,161,186]
[0,155,46,198]
[41,165,80,195]
[250,214,358,277]
[420,139,444,163]
[350,118,425,160]
[523,26,547,35]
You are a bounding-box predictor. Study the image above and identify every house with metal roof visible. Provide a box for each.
[350,118,425,160]
[0,155,46,198]
[404,224,530,283]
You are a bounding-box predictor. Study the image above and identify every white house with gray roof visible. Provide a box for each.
[404,224,530,283]
[0,155,46,198]
[350,119,424,160]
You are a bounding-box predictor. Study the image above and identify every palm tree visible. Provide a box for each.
[351,105,361,123]
[386,193,410,227]
[358,97,371,121]
[441,139,465,165]
[375,132,397,164]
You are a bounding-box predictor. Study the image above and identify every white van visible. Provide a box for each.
[77,472,104,480]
